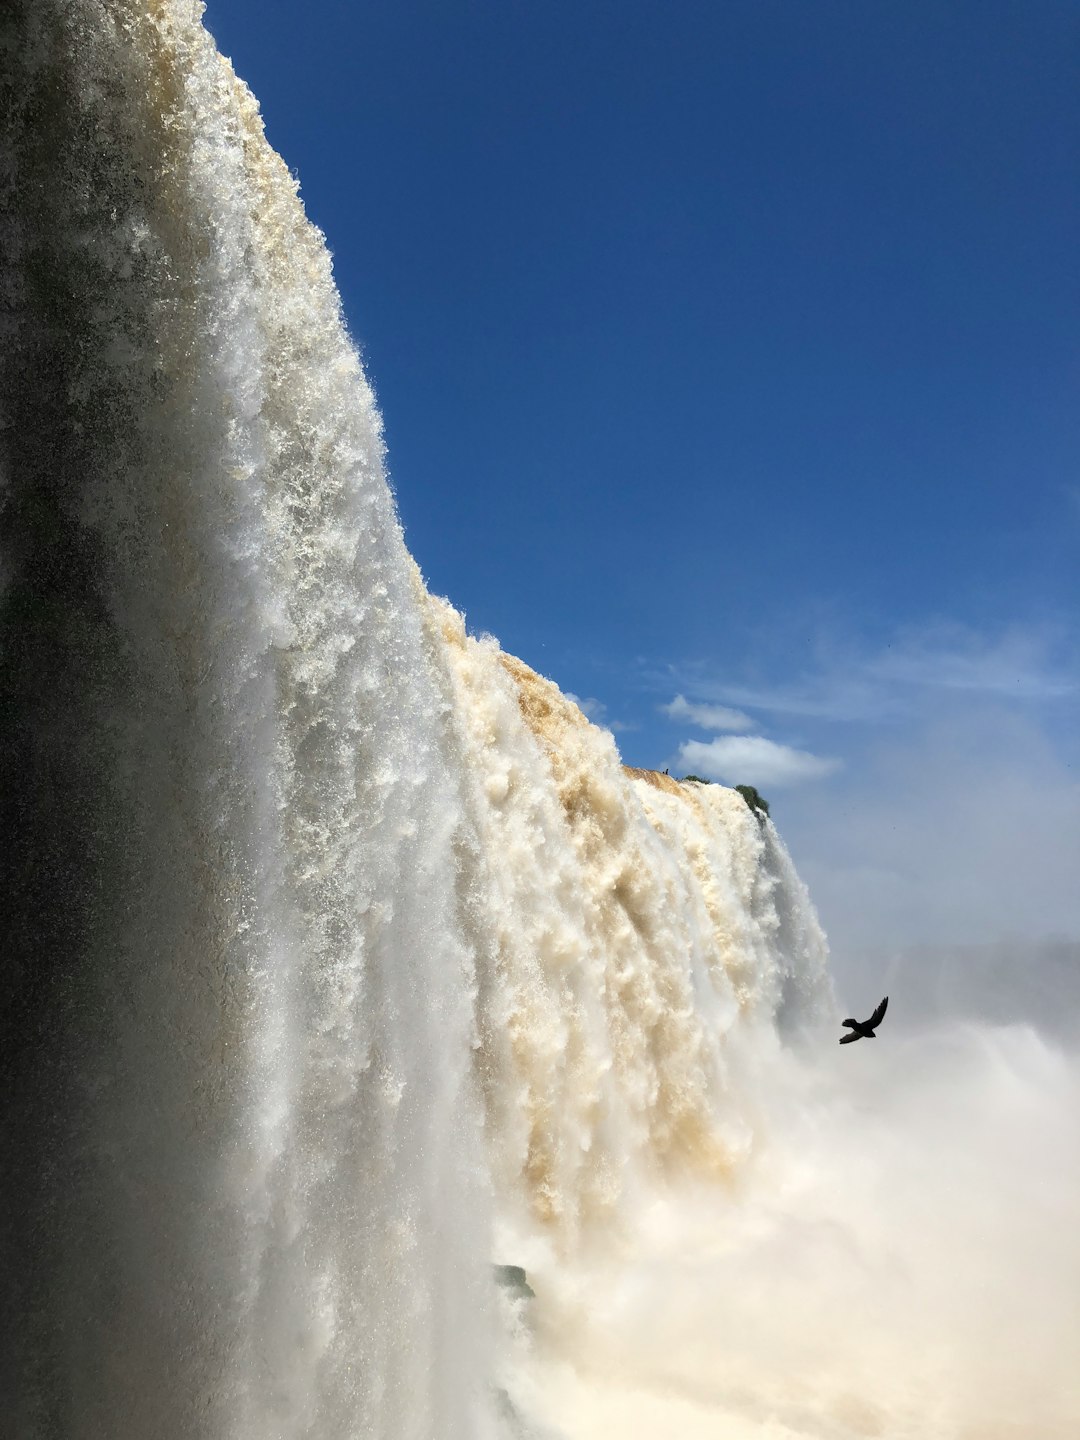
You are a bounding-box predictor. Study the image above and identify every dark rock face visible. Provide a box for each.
[493,1263,536,1299]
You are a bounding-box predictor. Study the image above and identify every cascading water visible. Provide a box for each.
[430,603,831,1250]
[7,5,1077,1439]
[2,3,495,1434]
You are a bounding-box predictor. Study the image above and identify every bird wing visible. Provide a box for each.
[867,995,888,1029]
[838,1032,861,1044]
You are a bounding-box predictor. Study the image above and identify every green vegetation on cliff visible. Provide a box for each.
[735,784,770,819]
[679,776,771,822]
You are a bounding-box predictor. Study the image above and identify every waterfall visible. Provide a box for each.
[2,3,495,1434]
[2,4,835,1437]
[431,603,831,1254]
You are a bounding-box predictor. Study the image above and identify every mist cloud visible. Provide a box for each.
[519,1020,1080,1440]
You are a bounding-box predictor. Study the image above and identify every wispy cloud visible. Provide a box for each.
[662,693,752,731]
[677,735,841,788]
[701,676,888,724]
[666,623,1078,725]
[866,625,1078,700]
[649,619,1080,963]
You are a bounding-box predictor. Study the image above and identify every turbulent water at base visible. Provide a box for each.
[4,6,1078,1439]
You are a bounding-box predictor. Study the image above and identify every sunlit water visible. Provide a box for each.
[2,4,1077,1437]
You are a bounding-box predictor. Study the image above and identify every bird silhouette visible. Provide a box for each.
[838,995,888,1044]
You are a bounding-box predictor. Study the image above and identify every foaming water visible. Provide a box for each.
[3,5,1077,1439]
[429,604,831,1254]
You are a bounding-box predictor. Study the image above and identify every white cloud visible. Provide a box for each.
[662,693,752,731]
[676,735,840,788]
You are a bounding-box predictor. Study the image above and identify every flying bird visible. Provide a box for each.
[838,995,888,1044]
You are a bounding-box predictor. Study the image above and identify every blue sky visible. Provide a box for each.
[204,0,1080,960]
